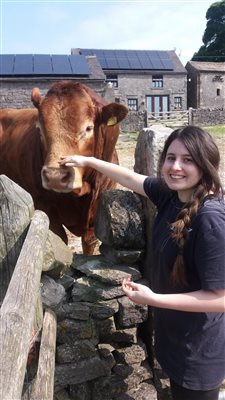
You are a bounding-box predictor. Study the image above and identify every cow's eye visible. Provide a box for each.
[86,126,94,132]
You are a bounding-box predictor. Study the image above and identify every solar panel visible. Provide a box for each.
[69,55,90,75]
[116,57,130,69]
[137,55,153,69]
[157,51,173,70]
[148,50,159,58]
[161,58,174,70]
[150,58,164,70]
[158,50,169,58]
[0,49,174,76]
[79,49,174,71]
[103,50,115,57]
[0,54,15,75]
[126,50,137,57]
[34,55,52,74]
[128,57,142,69]
[105,57,119,69]
[98,57,108,69]
[52,55,72,74]
[14,54,33,74]
[115,50,127,57]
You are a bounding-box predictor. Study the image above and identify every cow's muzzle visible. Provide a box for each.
[41,166,89,194]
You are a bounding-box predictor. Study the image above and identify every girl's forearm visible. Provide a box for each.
[152,289,225,312]
[88,157,147,195]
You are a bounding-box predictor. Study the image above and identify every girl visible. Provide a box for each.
[59,126,225,400]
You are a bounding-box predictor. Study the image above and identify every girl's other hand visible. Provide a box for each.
[122,277,154,305]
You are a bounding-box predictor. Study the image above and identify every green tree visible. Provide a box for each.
[192,0,225,61]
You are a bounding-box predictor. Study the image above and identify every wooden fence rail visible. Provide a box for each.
[0,205,56,400]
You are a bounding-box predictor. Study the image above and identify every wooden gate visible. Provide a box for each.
[147,109,190,127]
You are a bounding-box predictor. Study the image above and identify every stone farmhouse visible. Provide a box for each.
[186,61,225,109]
[72,48,187,115]
[0,50,187,115]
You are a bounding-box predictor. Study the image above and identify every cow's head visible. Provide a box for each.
[31,81,128,195]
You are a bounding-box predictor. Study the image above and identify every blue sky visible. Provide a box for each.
[0,0,215,66]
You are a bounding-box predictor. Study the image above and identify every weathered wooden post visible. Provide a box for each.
[0,174,34,302]
[26,308,57,400]
[0,209,49,400]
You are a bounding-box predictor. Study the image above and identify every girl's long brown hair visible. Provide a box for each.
[157,126,223,286]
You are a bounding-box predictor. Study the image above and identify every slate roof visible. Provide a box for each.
[186,61,225,73]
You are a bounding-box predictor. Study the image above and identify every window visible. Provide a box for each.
[127,98,138,111]
[152,75,163,88]
[217,88,220,96]
[106,74,118,88]
[174,96,182,109]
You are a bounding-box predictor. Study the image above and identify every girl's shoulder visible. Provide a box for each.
[194,197,225,231]
[201,196,225,213]
[143,176,171,207]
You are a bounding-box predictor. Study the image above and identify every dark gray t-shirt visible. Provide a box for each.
[144,176,225,390]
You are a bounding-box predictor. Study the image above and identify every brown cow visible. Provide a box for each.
[0,81,128,254]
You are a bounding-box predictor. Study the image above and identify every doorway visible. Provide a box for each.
[146,95,169,117]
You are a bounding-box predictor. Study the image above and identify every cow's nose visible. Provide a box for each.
[41,166,72,190]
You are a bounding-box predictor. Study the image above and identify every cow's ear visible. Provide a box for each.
[31,88,42,108]
[101,103,128,126]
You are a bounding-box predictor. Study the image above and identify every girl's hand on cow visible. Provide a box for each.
[122,277,155,305]
[59,155,91,167]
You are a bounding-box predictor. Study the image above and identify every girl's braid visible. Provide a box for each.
[170,184,207,285]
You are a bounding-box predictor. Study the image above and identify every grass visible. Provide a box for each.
[120,131,139,142]
[203,125,225,138]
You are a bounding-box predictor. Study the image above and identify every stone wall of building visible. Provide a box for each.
[0,79,105,109]
[198,73,225,109]
[114,73,187,111]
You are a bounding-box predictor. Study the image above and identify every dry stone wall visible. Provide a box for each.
[120,109,225,134]
[189,107,225,126]
[50,189,158,400]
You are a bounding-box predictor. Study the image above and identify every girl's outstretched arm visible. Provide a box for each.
[122,278,225,312]
[59,155,148,196]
